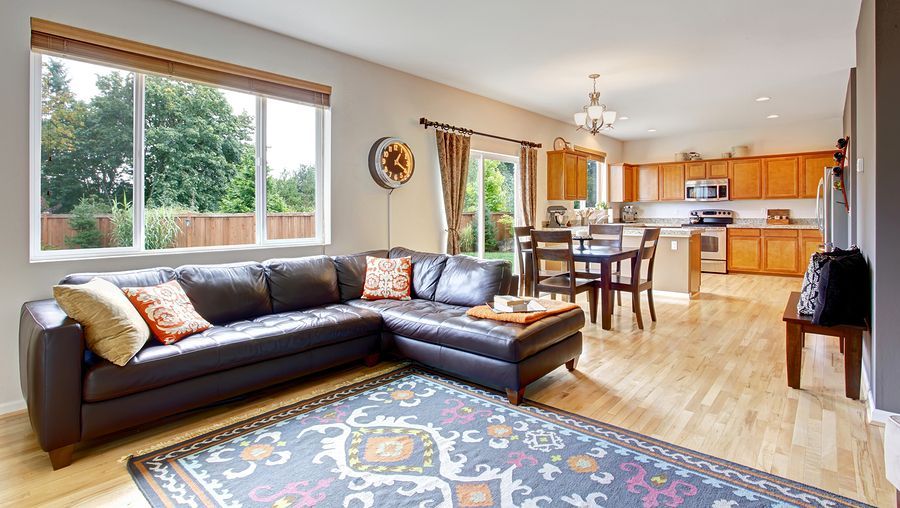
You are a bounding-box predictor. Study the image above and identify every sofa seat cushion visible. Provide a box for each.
[346,299,584,363]
[83,304,381,402]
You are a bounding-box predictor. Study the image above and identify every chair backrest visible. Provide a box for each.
[513,226,534,277]
[632,228,662,281]
[531,229,576,293]
[588,223,624,248]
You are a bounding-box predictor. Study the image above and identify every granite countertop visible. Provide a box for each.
[565,225,698,238]
[726,222,818,230]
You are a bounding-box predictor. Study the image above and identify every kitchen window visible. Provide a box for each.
[577,158,608,209]
[29,20,331,260]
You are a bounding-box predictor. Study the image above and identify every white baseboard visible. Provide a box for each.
[0,398,25,416]
[862,367,896,426]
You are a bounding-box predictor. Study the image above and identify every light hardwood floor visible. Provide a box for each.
[0,273,892,506]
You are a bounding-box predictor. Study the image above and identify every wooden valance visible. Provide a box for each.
[30,18,331,107]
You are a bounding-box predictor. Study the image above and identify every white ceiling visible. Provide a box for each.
[173,0,860,141]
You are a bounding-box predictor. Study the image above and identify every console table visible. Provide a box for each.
[782,291,866,399]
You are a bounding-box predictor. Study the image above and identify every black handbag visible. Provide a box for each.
[811,247,869,327]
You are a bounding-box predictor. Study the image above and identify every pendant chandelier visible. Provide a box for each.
[573,74,617,134]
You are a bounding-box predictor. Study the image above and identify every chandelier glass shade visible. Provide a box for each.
[574,74,616,134]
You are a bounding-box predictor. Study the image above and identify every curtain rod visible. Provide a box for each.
[419,117,542,148]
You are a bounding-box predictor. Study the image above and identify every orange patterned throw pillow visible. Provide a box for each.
[122,280,211,345]
[362,256,412,301]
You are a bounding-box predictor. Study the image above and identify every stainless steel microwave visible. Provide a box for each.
[685,179,729,201]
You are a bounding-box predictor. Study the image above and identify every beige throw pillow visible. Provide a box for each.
[53,277,151,366]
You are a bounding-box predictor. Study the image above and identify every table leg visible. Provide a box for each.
[844,330,862,399]
[786,322,802,390]
[600,259,612,330]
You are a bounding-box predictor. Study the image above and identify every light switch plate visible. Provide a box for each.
[671,240,678,250]
[857,157,864,173]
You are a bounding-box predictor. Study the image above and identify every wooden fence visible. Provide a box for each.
[41,212,316,250]
[459,212,513,242]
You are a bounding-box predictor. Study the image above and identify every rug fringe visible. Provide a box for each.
[119,362,409,463]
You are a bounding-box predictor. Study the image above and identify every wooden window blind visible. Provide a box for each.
[30,18,331,107]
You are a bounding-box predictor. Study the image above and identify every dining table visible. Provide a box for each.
[521,244,639,330]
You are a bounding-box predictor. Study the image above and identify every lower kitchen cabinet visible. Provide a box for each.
[727,229,762,272]
[763,230,800,274]
[727,228,822,276]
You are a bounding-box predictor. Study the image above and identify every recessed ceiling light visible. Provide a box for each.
[755,96,771,102]
[619,116,630,120]
[767,114,780,119]
[647,128,657,132]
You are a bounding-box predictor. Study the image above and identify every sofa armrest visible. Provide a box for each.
[19,299,84,452]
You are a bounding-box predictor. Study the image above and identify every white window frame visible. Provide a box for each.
[467,149,520,261]
[577,157,607,209]
[29,53,331,262]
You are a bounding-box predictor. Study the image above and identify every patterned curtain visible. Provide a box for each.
[436,130,472,254]
[518,144,538,227]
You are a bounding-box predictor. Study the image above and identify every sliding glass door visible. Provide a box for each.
[461,151,519,266]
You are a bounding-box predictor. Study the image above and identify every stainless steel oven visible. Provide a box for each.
[685,179,729,201]
[682,209,733,273]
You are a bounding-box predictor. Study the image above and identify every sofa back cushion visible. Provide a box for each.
[333,249,388,301]
[264,256,340,312]
[434,256,512,307]
[389,247,448,300]
[60,267,176,288]
[176,262,270,325]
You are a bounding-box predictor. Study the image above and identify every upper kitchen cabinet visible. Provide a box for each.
[609,163,636,202]
[546,150,588,200]
[685,161,706,180]
[763,156,800,198]
[706,160,729,178]
[800,152,836,198]
[660,163,685,201]
[637,164,660,201]
[729,158,763,199]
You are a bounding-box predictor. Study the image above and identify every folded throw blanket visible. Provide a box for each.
[466,299,579,324]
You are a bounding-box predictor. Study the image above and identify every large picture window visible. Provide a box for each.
[30,22,330,260]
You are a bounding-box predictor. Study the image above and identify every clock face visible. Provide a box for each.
[369,138,415,189]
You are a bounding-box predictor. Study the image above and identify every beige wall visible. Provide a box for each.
[621,117,841,164]
[617,117,841,219]
[0,0,622,410]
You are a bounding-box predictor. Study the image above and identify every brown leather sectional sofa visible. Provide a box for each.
[19,247,584,469]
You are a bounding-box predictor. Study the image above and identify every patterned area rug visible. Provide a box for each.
[128,366,870,507]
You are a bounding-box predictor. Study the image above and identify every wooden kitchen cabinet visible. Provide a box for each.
[727,228,762,272]
[706,160,729,178]
[763,156,800,198]
[546,150,587,200]
[762,229,800,274]
[800,229,824,271]
[800,152,835,198]
[637,164,660,201]
[729,159,763,199]
[659,163,686,200]
[685,161,706,180]
[608,163,635,202]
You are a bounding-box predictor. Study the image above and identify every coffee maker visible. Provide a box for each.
[547,206,567,228]
[621,205,638,223]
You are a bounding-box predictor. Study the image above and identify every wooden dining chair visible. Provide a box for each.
[610,228,661,330]
[577,224,625,304]
[531,230,599,323]
[513,226,534,296]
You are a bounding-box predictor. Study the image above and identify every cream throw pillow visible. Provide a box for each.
[53,277,151,366]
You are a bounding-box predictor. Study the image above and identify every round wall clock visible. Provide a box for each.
[368,137,416,189]
[553,137,569,151]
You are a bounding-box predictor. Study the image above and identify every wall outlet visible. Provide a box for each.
[671,240,678,250]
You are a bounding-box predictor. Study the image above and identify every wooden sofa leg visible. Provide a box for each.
[505,387,526,405]
[566,356,579,371]
[363,352,381,367]
[49,444,74,470]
